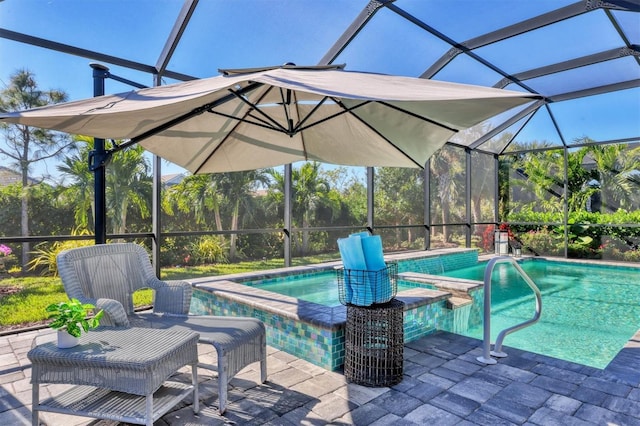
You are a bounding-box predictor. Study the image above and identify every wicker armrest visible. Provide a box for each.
[94,298,130,327]
[150,279,193,315]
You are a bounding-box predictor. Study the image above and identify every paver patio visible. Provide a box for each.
[2,327,640,425]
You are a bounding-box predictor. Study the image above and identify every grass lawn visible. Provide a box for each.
[0,254,337,332]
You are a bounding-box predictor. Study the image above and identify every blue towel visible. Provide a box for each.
[337,236,372,305]
[350,231,370,239]
[338,234,391,305]
[361,235,385,270]
[361,235,391,303]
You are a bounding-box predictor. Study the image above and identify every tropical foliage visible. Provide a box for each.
[505,139,640,258]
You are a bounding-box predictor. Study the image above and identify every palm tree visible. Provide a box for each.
[217,170,269,260]
[430,145,464,243]
[165,174,224,231]
[511,148,565,214]
[268,162,339,255]
[57,137,151,236]
[0,70,71,269]
[57,136,94,229]
[165,170,268,260]
[106,144,151,235]
[586,141,640,212]
[564,146,597,213]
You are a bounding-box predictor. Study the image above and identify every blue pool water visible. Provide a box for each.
[440,259,640,369]
[244,257,640,369]
[250,271,415,307]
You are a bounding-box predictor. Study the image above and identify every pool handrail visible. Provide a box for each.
[477,256,542,365]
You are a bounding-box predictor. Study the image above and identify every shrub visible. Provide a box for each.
[190,235,228,265]
[0,244,18,273]
[28,229,94,276]
[519,227,563,256]
[623,249,640,262]
[159,236,191,267]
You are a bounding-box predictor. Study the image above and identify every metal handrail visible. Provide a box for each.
[477,256,542,365]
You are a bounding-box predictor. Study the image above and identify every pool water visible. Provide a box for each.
[441,260,640,369]
[250,272,415,307]
[245,258,640,369]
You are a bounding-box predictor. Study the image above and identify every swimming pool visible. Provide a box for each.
[439,259,640,369]
[248,271,419,307]
[190,249,640,371]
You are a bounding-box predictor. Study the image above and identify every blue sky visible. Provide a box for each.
[0,1,364,100]
[1,0,638,180]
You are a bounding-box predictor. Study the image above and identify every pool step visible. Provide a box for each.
[446,296,473,310]
[399,271,482,300]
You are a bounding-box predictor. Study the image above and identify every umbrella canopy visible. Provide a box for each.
[0,64,541,173]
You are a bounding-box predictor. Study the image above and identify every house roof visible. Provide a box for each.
[0,166,37,186]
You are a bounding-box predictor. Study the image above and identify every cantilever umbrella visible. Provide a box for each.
[0,64,541,173]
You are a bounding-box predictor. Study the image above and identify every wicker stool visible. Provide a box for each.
[344,298,404,387]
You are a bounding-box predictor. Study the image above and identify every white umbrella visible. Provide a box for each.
[0,64,540,172]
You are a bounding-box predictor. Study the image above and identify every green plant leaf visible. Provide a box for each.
[44,298,103,337]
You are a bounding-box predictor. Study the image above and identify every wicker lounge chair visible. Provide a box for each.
[56,243,267,415]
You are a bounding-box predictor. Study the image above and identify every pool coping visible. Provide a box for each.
[188,249,481,331]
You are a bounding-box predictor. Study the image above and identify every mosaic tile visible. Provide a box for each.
[190,250,482,370]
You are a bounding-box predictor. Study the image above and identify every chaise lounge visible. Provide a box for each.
[55,243,267,414]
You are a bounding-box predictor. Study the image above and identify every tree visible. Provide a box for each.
[510,146,565,214]
[164,173,224,232]
[375,167,423,248]
[164,170,268,260]
[56,136,94,229]
[564,146,596,213]
[57,136,151,236]
[217,170,269,260]
[267,162,340,255]
[325,166,367,227]
[454,125,500,227]
[430,145,464,243]
[585,141,640,213]
[0,70,71,269]
[106,144,152,235]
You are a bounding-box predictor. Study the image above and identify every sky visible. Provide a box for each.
[0,0,638,181]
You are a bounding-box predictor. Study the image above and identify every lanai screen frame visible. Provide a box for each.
[0,0,638,272]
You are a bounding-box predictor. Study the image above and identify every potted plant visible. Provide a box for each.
[46,298,104,348]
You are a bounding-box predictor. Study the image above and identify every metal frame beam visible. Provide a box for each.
[494,46,640,88]
[156,0,199,78]
[547,78,640,102]
[385,3,537,94]
[91,64,108,245]
[0,28,198,82]
[468,100,546,150]
[418,2,590,80]
[318,0,394,66]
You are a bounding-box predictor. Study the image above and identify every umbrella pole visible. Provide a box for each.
[91,63,109,245]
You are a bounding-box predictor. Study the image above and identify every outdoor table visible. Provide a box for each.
[28,327,199,426]
[344,298,404,387]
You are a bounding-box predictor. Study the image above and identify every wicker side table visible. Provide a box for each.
[28,327,199,426]
[344,298,404,387]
